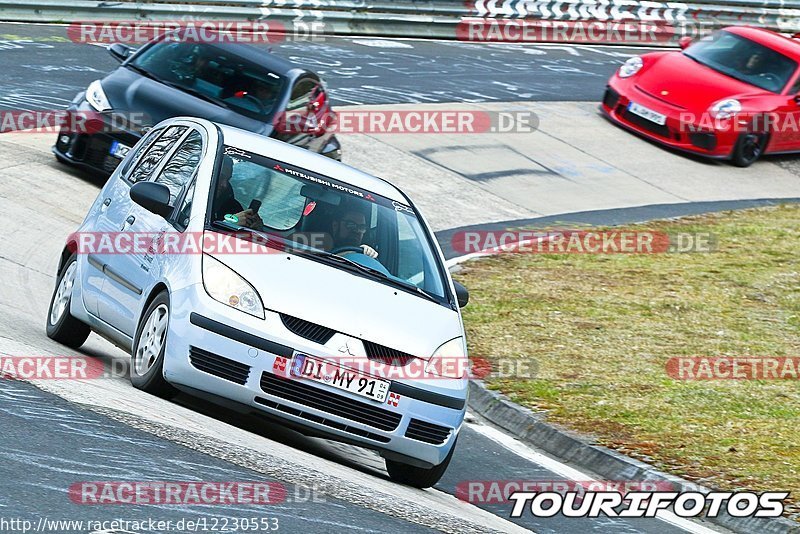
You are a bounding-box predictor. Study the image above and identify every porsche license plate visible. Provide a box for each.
[627,102,667,126]
[291,353,390,403]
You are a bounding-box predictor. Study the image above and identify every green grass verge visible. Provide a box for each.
[454,204,800,517]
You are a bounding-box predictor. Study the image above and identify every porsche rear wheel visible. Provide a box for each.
[731,133,766,167]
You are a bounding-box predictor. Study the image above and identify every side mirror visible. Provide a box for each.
[108,43,132,63]
[453,281,469,308]
[130,181,172,218]
[678,36,693,50]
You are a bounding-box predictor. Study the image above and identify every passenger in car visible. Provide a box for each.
[212,156,262,228]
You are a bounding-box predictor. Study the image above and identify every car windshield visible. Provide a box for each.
[683,31,797,93]
[130,40,285,120]
[208,146,449,302]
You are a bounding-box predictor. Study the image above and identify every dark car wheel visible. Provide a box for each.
[46,254,91,348]
[385,438,457,488]
[731,133,766,167]
[130,291,177,398]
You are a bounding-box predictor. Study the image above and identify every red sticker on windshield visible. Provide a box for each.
[303,201,317,217]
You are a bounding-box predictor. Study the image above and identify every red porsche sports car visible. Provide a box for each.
[602,26,800,167]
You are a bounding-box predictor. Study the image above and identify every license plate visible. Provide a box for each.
[627,102,667,126]
[109,140,131,159]
[291,353,390,403]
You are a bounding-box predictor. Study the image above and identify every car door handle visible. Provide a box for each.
[121,215,135,231]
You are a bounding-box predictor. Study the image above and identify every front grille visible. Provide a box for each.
[280,313,335,344]
[254,397,391,442]
[81,137,122,173]
[602,87,620,109]
[405,418,452,445]
[622,109,671,138]
[363,340,416,366]
[189,346,251,385]
[260,372,402,432]
[279,313,416,366]
[689,132,717,151]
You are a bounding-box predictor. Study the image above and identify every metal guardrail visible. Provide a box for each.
[1,0,799,45]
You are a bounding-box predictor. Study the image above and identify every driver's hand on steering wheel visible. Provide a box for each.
[360,244,378,259]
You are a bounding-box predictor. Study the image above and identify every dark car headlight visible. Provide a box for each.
[86,80,112,112]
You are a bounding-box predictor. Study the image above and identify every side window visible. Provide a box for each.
[286,78,318,111]
[153,129,203,206]
[120,127,163,177]
[128,125,188,184]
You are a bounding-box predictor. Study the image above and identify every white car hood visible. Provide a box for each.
[209,246,460,360]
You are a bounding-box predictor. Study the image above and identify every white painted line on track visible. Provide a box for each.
[465,416,723,534]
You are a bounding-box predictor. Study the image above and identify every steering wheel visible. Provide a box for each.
[757,72,781,87]
[241,94,267,114]
[332,246,364,255]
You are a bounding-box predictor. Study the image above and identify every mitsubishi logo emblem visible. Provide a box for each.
[338,340,356,356]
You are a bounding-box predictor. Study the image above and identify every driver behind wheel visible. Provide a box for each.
[331,209,378,259]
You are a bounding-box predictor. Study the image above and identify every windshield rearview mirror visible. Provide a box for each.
[300,184,341,206]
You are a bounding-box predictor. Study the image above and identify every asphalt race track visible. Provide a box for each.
[0,22,641,109]
[1,20,799,534]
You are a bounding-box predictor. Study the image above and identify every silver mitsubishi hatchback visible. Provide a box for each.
[46,117,470,488]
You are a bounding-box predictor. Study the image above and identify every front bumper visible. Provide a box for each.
[52,98,144,177]
[163,283,466,468]
[601,78,738,159]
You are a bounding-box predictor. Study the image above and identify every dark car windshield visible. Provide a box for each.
[683,31,797,93]
[208,146,449,302]
[130,41,285,120]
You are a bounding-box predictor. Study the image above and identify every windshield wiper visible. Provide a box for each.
[125,63,163,83]
[298,248,441,304]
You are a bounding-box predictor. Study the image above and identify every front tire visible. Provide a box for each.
[130,291,176,398]
[46,254,91,348]
[385,438,457,488]
[731,133,766,167]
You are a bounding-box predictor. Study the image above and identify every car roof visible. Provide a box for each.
[205,120,408,203]
[725,26,800,62]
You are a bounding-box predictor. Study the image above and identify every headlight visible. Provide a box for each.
[202,255,265,319]
[425,337,467,379]
[709,99,742,120]
[618,56,643,78]
[86,80,111,112]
